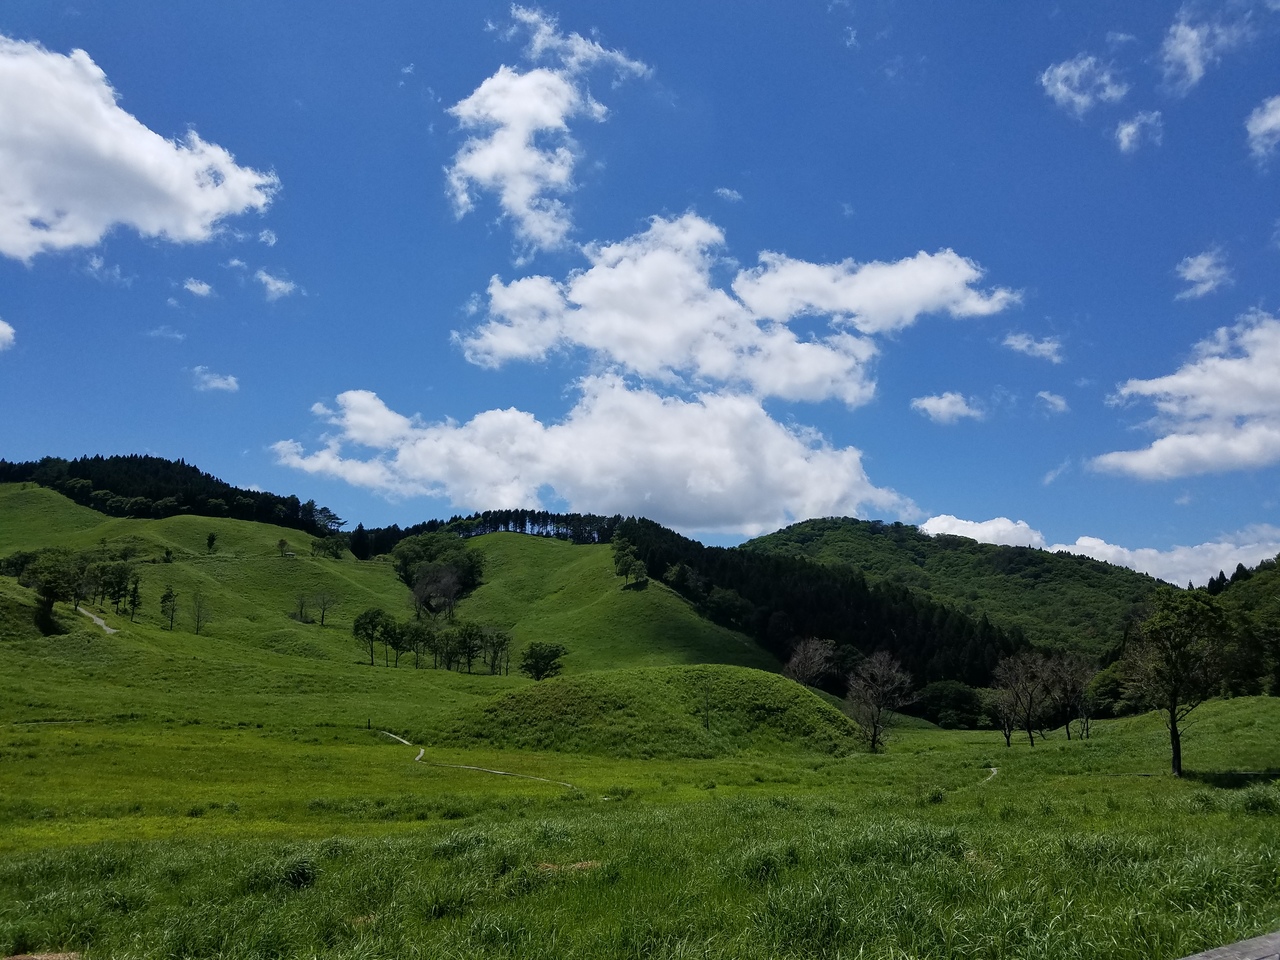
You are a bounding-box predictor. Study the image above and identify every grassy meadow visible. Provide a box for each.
[1,482,1279,959]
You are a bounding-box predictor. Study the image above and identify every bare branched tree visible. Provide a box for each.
[993,651,1050,747]
[845,651,915,753]
[783,637,835,687]
[191,588,210,636]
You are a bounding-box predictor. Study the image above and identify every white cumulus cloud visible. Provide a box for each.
[0,317,14,351]
[272,376,917,536]
[192,366,238,392]
[0,35,277,261]
[1115,111,1163,154]
[1246,95,1280,162]
[255,269,296,301]
[1093,309,1280,478]
[1175,248,1231,300]
[455,214,1016,407]
[1039,54,1128,116]
[1003,332,1063,363]
[910,392,984,424]
[922,515,1047,548]
[444,6,649,252]
[184,278,213,297]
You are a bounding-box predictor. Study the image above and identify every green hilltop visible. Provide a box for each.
[744,516,1163,655]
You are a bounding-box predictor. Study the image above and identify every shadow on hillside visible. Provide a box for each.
[621,579,649,591]
[1184,769,1280,789]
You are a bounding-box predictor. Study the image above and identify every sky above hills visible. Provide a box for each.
[1,1,1278,585]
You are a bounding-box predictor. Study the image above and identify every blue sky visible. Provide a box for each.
[1,1,1279,585]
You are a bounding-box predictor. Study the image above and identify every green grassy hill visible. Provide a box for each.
[435,664,855,759]
[3,485,1280,960]
[745,517,1161,654]
[0,483,774,675]
[458,534,777,673]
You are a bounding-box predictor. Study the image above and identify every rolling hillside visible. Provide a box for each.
[744,517,1162,655]
[0,482,774,677]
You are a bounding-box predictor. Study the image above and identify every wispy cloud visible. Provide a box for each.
[910,392,984,424]
[1160,10,1251,95]
[255,269,296,301]
[183,277,213,297]
[1003,332,1063,363]
[1039,54,1127,116]
[147,325,185,341]
[1037,391,1069,414]
[714,187,743,202]
[1174,248,1231,300]
[1246,95,1280,162]
[1115,111,1163,154]
[192,365,238,392]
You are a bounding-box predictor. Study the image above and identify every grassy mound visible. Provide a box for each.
[435,664,857,759]
[458,533,778,673]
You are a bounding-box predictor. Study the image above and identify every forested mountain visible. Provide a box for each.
[613,518,1026,688]
[743,517,1162,656]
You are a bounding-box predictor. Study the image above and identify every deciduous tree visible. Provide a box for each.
[845,651,914,753]
[1125,588,1231,777]
[520,641,567,681]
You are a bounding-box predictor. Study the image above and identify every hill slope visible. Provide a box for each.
[457,534,776,673]
[744,517,1161,655]
[0,484,774,676]
[434,664,855,758]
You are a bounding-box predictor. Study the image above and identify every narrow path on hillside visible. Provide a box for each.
[77,607,118,634]
[380,731,575,788]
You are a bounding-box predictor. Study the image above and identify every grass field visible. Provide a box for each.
[2,483,1279,959]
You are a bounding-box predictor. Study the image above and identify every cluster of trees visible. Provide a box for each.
[611,536,648,586]
[351,608,513,673]
[391,532,485,619]
[782,585,1265,775]
[1,544,214,636]
[0,456,345,537]
[349,509,622,561]
[3,545,142,630]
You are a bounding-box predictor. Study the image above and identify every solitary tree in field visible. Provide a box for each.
[520,641,567,681]
[206,532,217,554]
[845,651,915,753]
[313,590,338,627]
[191,588,210,636]
[160,586,177,630]
[1125,588,1230,777]
[277,538,289,558]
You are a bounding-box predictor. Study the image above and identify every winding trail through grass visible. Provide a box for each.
[380,731,575,788]
[76,607,117,634]
[983,766,998,783]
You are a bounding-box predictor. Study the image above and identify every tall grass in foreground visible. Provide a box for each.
[3,786,1278,960]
